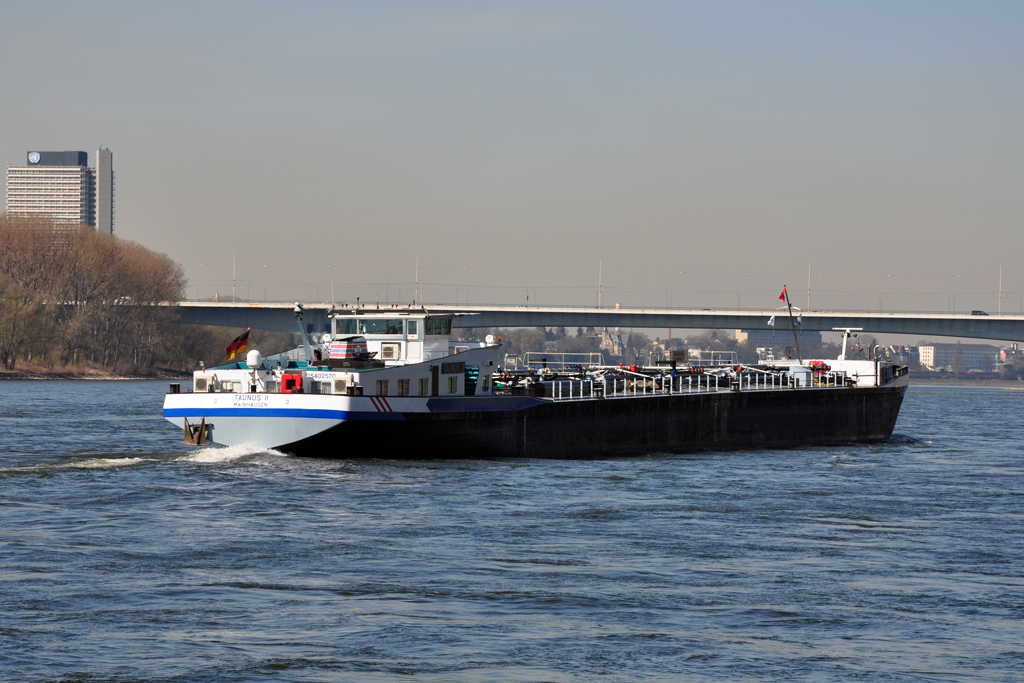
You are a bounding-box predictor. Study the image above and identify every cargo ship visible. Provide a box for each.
[163,307,909,458]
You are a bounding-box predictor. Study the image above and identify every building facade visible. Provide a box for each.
[6,149,114,233]
[918,343,999,371]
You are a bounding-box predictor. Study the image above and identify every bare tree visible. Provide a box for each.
[952,342,965,378]
[0,214,190,373]
[0,284,53,370]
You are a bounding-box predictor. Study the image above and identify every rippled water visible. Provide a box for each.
[1,380,1022,681]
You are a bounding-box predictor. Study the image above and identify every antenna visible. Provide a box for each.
[832,327,863,361]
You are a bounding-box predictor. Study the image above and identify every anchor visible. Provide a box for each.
[183,416,209,446]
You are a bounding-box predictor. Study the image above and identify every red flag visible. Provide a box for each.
[778,287,787,301]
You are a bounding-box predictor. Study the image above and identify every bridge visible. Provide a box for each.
[176,301,1024,343]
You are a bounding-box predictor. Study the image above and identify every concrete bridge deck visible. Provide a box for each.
[176,301,1024,343]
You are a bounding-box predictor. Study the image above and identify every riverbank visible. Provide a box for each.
[0,363,190,380]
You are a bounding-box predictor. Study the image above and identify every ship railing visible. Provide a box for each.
[551,379,597,401]
[505,352,606,372]
[602,373,722,399]
[548,369,851,401]
[736,371,786,391]
[678,350,739,367]
[811,371,846,388]
[548,375,714,401]
[735,370,847,391]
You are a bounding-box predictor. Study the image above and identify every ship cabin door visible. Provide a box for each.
[406,319,422,361]
[430,365,439,396]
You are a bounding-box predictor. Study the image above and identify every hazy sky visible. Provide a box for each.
[3,1,1023,314]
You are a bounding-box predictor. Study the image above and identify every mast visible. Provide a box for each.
[293,303,313,363]
[783,285,802,364]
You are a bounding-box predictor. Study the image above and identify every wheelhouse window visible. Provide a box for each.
[360,319,404,335]
[425,318,452,336]
[335,318,357,335]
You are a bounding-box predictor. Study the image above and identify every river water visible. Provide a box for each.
[1,381,1022,681]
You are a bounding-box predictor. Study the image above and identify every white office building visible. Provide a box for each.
[6,149,114,233]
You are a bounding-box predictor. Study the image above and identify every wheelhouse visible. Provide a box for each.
[329,312,454,365]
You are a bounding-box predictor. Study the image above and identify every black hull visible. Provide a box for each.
[280,384,909,459]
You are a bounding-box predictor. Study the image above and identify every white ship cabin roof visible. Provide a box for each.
[330,311,456,365]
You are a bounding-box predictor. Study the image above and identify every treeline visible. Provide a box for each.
[0,215,196,373]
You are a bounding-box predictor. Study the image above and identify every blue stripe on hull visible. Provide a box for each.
[163,408,405,421]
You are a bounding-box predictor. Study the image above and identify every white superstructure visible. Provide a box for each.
[165,310,504,449]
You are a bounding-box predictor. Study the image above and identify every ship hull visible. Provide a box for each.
[277,380,909,459]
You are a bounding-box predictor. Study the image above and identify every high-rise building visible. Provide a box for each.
[95,148,114,234]
[6,149,115,233]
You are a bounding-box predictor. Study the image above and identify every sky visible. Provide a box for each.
[2,1,1023,316]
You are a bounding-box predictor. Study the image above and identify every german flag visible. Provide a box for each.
[226,328,250,361]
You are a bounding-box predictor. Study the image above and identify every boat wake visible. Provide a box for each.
[1,456,156,473]
[71,456,155,468]
[179,443,288,463]
[888,433,933,445]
